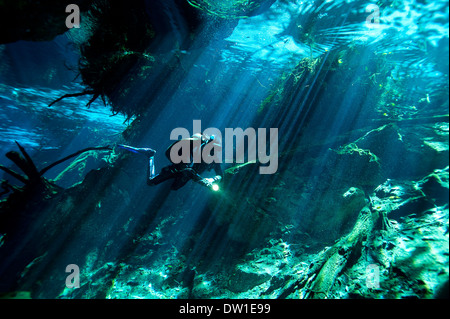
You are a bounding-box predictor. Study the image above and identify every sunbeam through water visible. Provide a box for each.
[0,0,448,301]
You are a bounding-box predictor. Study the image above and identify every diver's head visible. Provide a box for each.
[193,133,216,144]
[203,134,215,144]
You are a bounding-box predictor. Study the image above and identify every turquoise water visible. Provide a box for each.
[0,0,448,300]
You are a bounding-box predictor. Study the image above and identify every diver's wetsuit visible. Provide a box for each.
[147,137,223,191]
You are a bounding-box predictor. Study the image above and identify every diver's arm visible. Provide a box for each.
[193,173,218,188]
[190,170,204,183]
[199,163,223,187]
[180,167,204,183]
[147,156,157,185]
[212,163,223,183]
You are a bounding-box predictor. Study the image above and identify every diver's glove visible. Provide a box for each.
[200,176,222,188]
[212,175,222,183]
[202,178,215,188]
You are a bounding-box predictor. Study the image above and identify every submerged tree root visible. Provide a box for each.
[279,207,379,299]
[47,90,98,108]
[0,143,112,193]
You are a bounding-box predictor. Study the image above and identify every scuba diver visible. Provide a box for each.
[117,133,223,191]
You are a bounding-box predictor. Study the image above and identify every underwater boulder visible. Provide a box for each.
[338,187,367,223]
[206,161,280,249]
[371,178,435,223]
[434,280,449,299]
[300,186,368,243]
[333,122,449,182]
[390,221,449,298]
[419,167,449,207]
[226,268,271,294]
[328,149,384,189]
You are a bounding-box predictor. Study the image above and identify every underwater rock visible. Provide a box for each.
[208,161,271,243]
[333,123,449,181]
[0,291,31,299]
[419,167,449,207]
[384,207,449,298]
[434,280,449,299]
[208,154,370,248]
[372,168,448,224]
[326,187,367,235]
[279,207,379,299]
[284,184,369,243]
[51,149,114,188]
[226,269,271,293]
[47,0,280,125]
[1,0,447,300]
[61,262,118,299]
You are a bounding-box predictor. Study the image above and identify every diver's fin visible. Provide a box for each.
[149,156,156,179]
[117,144,156,157]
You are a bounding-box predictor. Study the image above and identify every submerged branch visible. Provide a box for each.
[86,93,101,107]
[278,208,378,299]
[14,141,40,179]
[372,114,449,125]
[1,143,112,186]
[5,141,41,184]
[305,209,377,299]
[39,146,112,176]
[48,90,96,107]
[0,165,28,184]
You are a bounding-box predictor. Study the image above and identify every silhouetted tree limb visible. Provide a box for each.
[0,166,28,184]
[48,90,96,107]
[4,141,41,184]
[39,146,112,176]
[1,142,112,187]
[86,93,101,107]
[15,141,40,180]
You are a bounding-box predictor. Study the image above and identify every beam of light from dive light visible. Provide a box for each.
[212,184,220,192]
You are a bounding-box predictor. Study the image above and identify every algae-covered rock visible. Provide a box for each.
[0,291,32,299]
[227,269,271,293]
[419,167,449,206]
[333,122,449,181]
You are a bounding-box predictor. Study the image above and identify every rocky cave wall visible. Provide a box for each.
[0,0,448,299]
